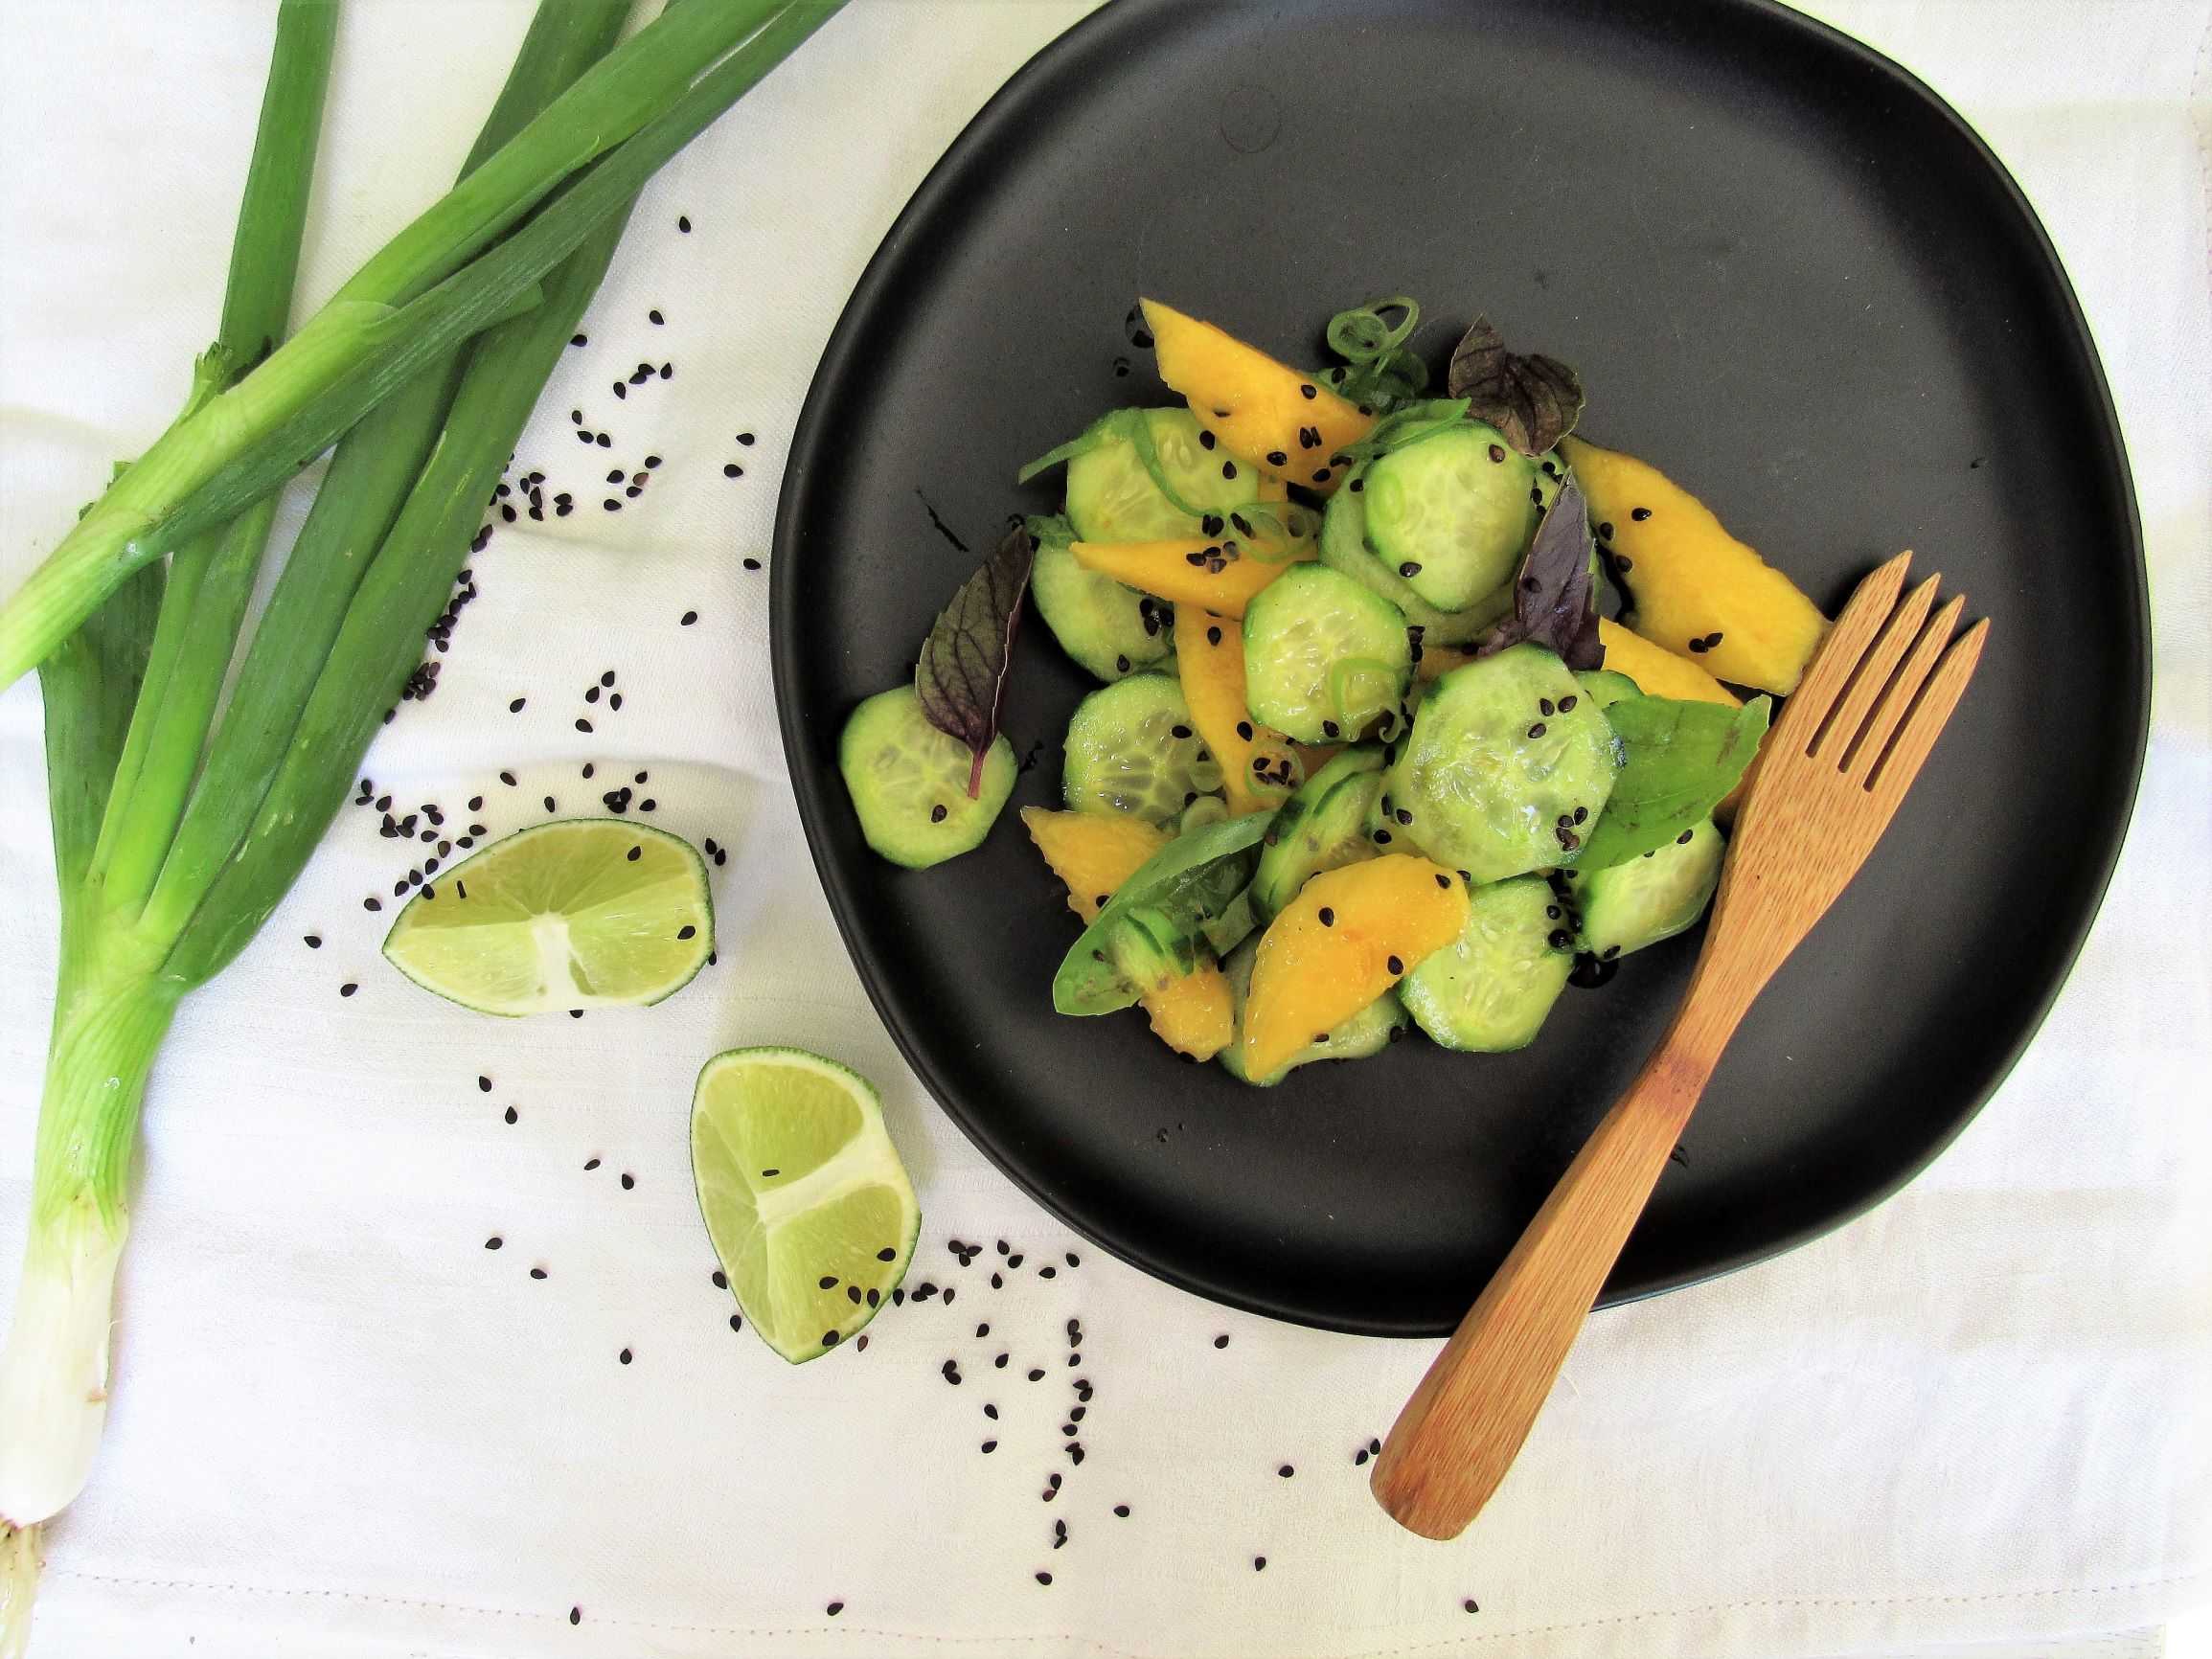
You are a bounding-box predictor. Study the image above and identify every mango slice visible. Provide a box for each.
[1021,807,1230,1059]
[1141,964,1235,1061]
[1177,606,1298,815]
[1241,854,1469,1079]
[1071,535,1312,617]
[1021,807,1169,921]
[1563,437,1827,693]
[1142,299,1377,498]
[1596,618,1740,706]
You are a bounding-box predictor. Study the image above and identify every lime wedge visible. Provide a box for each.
[381,819,713,1015]
[690,1048,920,1363]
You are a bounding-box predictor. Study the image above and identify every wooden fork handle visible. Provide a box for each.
[1370,989,1748,1539]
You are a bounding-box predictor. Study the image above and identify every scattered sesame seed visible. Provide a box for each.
[619,1349,632,1365]
[620,1173,635,1190]
[681,610,698,625]
[505,1106,518,1125]
[485,1237,502,1250]
[1214,1334,1229,1348]
[339,983,358,997]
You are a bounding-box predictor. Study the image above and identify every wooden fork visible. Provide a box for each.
[1370,550,1988,1541]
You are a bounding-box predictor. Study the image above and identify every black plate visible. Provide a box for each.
[772,0,2146,1335]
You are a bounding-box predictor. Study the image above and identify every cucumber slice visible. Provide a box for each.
[1362,421,1540,612]
[840,686,1015,869]
[1028,513,1172,681]
[1397,875,1573,1052]
[1320,479,1511,648]
[1242,565,1411,744]
[1219,936,1408,1086]
[1387,644,1623,883]
[1046,409,1283,544]
[1573,668,1643,711]
[1062,672,1223,825]
[1250,746,1385,920]
[1570,819,1724,960]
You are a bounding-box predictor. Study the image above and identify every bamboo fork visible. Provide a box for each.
[1371,550,1988,1541]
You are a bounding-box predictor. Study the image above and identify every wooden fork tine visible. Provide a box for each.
[1812,573,1942,761]
[1772,551,1912,744]
[1845,593,1965,777]
[1865,618,1989,809]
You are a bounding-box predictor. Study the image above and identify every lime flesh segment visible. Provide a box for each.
[691,1047,920,1363]
[381,819,713,1015]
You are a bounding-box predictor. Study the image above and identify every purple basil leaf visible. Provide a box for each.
[915,522,1038,798]
[1447,314,1585,457]
[1476,477,1604,670]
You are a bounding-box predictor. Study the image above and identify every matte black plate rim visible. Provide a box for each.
[770,0,2150,1335]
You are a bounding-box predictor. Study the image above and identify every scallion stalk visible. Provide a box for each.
[0,0,796,690]
[0,5,851,1647]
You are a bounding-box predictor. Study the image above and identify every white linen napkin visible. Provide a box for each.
[2,3,2207,1655]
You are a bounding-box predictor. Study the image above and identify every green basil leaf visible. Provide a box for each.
[1579,694,1772,868]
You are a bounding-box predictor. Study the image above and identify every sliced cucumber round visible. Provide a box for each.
[1362,421,1540,613]
[1066,408,1280,543]
[1387,643,1622,883]
[1250,746,1385,920]
[1398,875,1573,1052]
[1028,514,1172,681]
[1319,481,1509,648]
[1219,936,1408,1086]
[1242,565,1411,744]
[1570,819,1724,960]
[1062,672,1222,825]
[840,686,1015,869]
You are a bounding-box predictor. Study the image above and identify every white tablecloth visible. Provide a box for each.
[3,2,2208,1655]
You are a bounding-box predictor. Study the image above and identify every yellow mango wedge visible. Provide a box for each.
[1071,535,1312,618]
[1563,436,1827,693]
[1176,606,1297,814]
[1142,298,1376,497]
[1242,854,1469,1079]
[1597,618,1741,705]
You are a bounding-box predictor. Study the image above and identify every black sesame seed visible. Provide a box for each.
[737,432,755,446]
[1207,626,1221,646]
[1679,828,1696,844]
[1631,507,1653,521]
[1254,1557,1266,1572]
[505,1106,518,1124]
[1437,873,1450,888]
[1317,907,1334,926]
[1529,721,1547,738]
[485,1237,502,1250]
[681,610,698,625]
[1214,1334,1229,1349]
[1266,450,1287,466]
[1559,693,1579,712]
[930,804,948,824]
[339,982,358,997]
[1199,429,1216,449]
[1279,1464,1294,1477]
[509,696,526,713]
[620,1173,634,1190]
[1221,461,1237,480]
[619,1349,632,1365]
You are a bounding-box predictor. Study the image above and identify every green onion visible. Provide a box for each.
[0,0,807,690]
[0,0,338,1611]
[0,2,849,1639]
